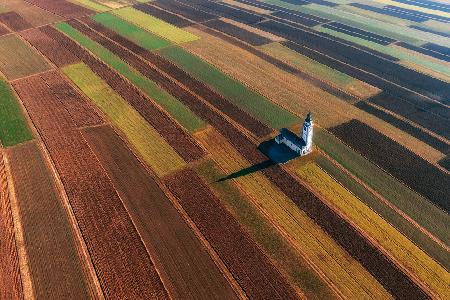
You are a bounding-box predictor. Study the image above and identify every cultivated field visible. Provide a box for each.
[0,0,448,298]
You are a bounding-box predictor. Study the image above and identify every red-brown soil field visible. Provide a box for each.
[0,11,31,31]
[23,0,93,18]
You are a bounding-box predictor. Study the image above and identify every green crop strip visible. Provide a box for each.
[91,12,171,51]
[159,46,299,129]
[0,80,33,147]
[55,22,205,133]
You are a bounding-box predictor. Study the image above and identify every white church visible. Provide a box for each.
[275,112,313,156]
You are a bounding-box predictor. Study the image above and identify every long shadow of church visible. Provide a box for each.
[217,139,300,182]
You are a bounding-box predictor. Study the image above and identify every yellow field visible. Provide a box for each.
[63,63,185,177]
[69,0,109,12]
[112,7,199,44]
[295,163,450,299]
[195,127,392,299]
[183,27,445,164]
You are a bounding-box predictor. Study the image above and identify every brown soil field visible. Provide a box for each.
[183,27,445,163]
[6,141,93,299]
[74,18,272,138]
[0,11,31,31]
[24,0,93,18]
[165,168,300,300]
[43,25,205,162]
[0,34,51,80]
[83,125,238,300]
[0,0,61,27]
[20,28,80,67]
[0,22,8,35]
[0,151,23,300]
[12,73,168,299]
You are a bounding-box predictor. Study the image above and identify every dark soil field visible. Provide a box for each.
[24,0,93,18]
[134,3,194,27]
[0,151,23,300]
[42,25,205,162]
[12,72,168,299]
[165,168,299,300]
[151,0,218,23]
[330,119,450,212]
[0,11,32,31]
[83,125,238,300]
[20,28,81,67]
[270,10,325,27]
[6,141,92,299]
[422,42,450,56]
[204,19,272,46]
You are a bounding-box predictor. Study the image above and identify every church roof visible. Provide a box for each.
[279,128,306,147]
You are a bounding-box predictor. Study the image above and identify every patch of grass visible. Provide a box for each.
[159,46,298,129]
[62,63,185,177]
[196,159,337,300]
[91,12,171,51]
[112,7,199,44]
[55,22,205,133]
[0,80,33,147]
[314,128,450,246]
[295,162,450,299]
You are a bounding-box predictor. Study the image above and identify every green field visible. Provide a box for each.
[314,129,450,246]
[316,155,450,269]
[159,46,299,129]
[55,22,205,133]
[196,159,337,300]
[0,80,33,147]
[112,7,199,44]
[91,12,171,51]
[63,63,186,177]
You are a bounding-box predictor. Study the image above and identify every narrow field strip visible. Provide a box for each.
[24,0,94,18]
[69,0,109,12]
[195,127,392,299]
[0,151,23,300]
[316,155,450,270]
[91,12,171,51]
[63,63,186,177]
[158,45,299,129]
[71,18,271,138]
[164,167,300,300]
[195,159,338,300]
[0,80,33,147]
[295,163,450,298]
[6,141,94,298]
[20,28,81,67]
[112,7,199,43]
[0,34,52,80]
[54,21,206,134]
[12,71,168,299]
[314,129,450,246]
[83,125,238,300]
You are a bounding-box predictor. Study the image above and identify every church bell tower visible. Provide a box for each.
[302,112,313,151]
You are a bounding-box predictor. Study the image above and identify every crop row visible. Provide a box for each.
[194,127,391,299]
[12,72,168,299]
[0,11,31,31]
[164,168,299,300]
[6,141,93,298]
[24,0,93,18]
[70,18,272,138]
[330,119,450,213]
[296,163,450,298]
[42,25,205,162]
[0,151,23,300]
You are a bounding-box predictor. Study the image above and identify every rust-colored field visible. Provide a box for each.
[43,25,204,162]
[12,72,168,299]
[72,18,272,138]
[0,22,8,35]
[0,0,61,27]
[0,151,23,300]
[24,0,93,18]
[83,125,238,299]
[6,141,93,298]
[165,168,300,300]
[20,28,80,67]
[0,11,31,31]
